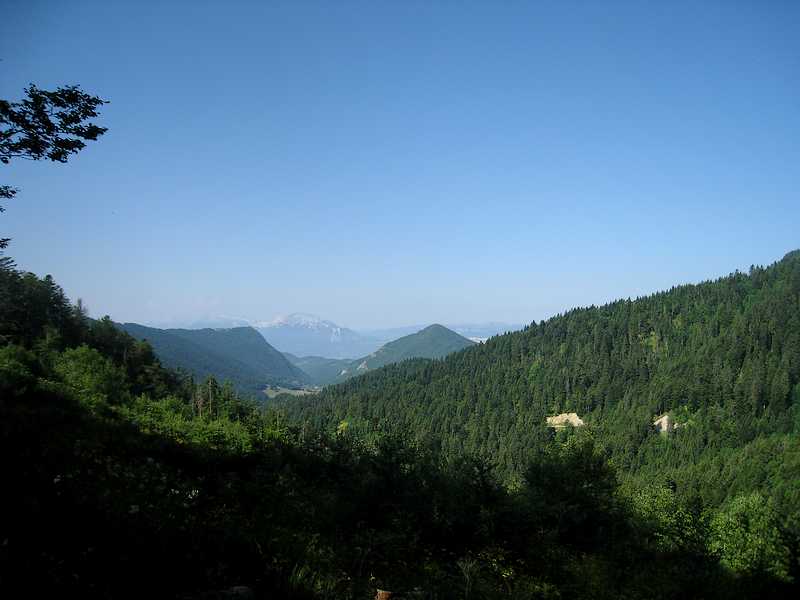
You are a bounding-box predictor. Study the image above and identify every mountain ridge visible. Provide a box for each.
[119,323,308,392]
[342,324,476,375]
[147,314,522,358]
[286,250,800,494]
[284,323,475,385]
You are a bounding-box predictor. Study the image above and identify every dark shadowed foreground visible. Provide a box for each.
[1,255,798,599]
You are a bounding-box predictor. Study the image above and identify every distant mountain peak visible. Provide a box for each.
[254,313,376,358]
[262,313,340,330]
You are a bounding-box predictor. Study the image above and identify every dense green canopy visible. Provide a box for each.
[2,254,799,598]
[288,252,800,510]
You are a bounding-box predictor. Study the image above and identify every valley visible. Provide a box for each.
[264,385,320,399]
[3,249,798,599]
[120,320,481,392]
[284,323,476,386]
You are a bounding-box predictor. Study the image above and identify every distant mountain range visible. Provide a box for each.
[284,324,475,386]
[255,313,380,359]
[118,321,477,391]
[118,323,308,393]
[147,313,522,358]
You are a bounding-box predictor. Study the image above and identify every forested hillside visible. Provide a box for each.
[288,252,800,516]
[286,324,475,386]
[341,324,475,376]
[4,256,798,597]
[120,323,308,393]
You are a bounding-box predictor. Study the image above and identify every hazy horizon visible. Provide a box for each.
[3,2,798,329]
[138,312,526,335]
[42,249,800,332]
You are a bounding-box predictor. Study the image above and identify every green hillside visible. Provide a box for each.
[167,326,308,385]
[288,251,800,514]
[120,323,308,392]
[3,256,798,597]
[341,324,475,376]
[287,324,475,385]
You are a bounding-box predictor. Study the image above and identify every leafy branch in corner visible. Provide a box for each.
[1,84,108,248]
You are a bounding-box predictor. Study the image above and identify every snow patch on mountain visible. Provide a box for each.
[258,313,339,331]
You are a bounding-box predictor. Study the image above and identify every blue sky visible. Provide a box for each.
[2,1,798,329]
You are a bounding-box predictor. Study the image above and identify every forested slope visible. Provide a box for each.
[345,324,474,373]
[120,323,307,392]
[2,256,798,597]
[286,324,475,386]
[169,326,308,386]
[289,251,800,511]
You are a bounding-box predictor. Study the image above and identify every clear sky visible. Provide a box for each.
[2,1,798,329]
